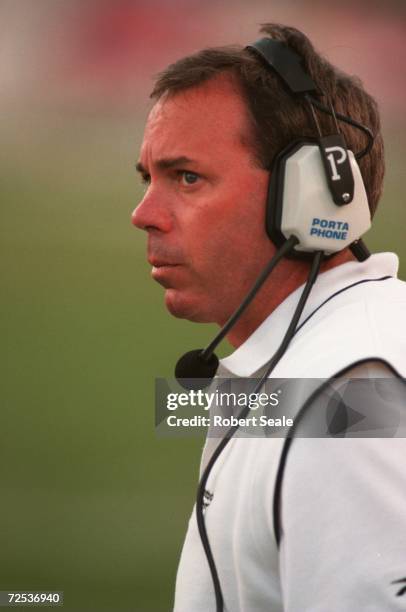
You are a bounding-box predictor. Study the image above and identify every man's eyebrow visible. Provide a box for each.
[135,156,196,175]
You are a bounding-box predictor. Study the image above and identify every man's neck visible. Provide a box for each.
[225,249,355,348]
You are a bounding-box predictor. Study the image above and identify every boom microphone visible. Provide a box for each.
[175,235,299,389]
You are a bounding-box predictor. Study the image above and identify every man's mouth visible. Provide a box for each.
[149,260,182,288]
[148,255,181,268]
[149,260,179,269]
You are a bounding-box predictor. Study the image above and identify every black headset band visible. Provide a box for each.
[246,38,374,160]
[246,38,318,95]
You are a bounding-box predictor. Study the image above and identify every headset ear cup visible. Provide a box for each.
[266,151,280,245]
[266,140,311,259]
[266,140,371,260]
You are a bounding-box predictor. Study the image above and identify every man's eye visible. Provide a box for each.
[179,171,200,185]
[141,173,151,185]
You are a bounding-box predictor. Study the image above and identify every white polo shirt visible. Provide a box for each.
[173,253,406,612]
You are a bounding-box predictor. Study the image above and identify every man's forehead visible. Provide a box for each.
[142,74,253,157]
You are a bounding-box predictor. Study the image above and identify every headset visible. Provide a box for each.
[254,39,372,261]
[175,37,374,388]
[173,37,377,611]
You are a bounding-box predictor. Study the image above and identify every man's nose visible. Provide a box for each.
[131,189,172,233]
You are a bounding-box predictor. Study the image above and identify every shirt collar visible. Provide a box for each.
[218,253,399,377]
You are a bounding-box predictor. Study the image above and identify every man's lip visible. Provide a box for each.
[148,257,180,267]
[148,259,179,268]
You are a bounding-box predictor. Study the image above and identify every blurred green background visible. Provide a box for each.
[1,2,405,611]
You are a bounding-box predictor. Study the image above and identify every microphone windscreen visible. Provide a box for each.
[175,349,219,391]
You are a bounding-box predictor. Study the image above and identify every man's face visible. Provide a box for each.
[132,74,273,325]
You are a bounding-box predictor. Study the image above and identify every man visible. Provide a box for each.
[132,24,406,612]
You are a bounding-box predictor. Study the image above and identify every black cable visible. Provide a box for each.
[196,250,324,612]
[201,236,299,362]
[327,96,340,134]
[304,94,323,138]
[307,96,374,159]
[260,250,323,379]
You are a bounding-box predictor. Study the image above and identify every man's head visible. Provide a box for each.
[132,24,384,330]
[133,73,272,325]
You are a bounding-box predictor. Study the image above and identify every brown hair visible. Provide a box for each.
[151,24,384,217]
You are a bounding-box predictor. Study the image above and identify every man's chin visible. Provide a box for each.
[164,289,213,323]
